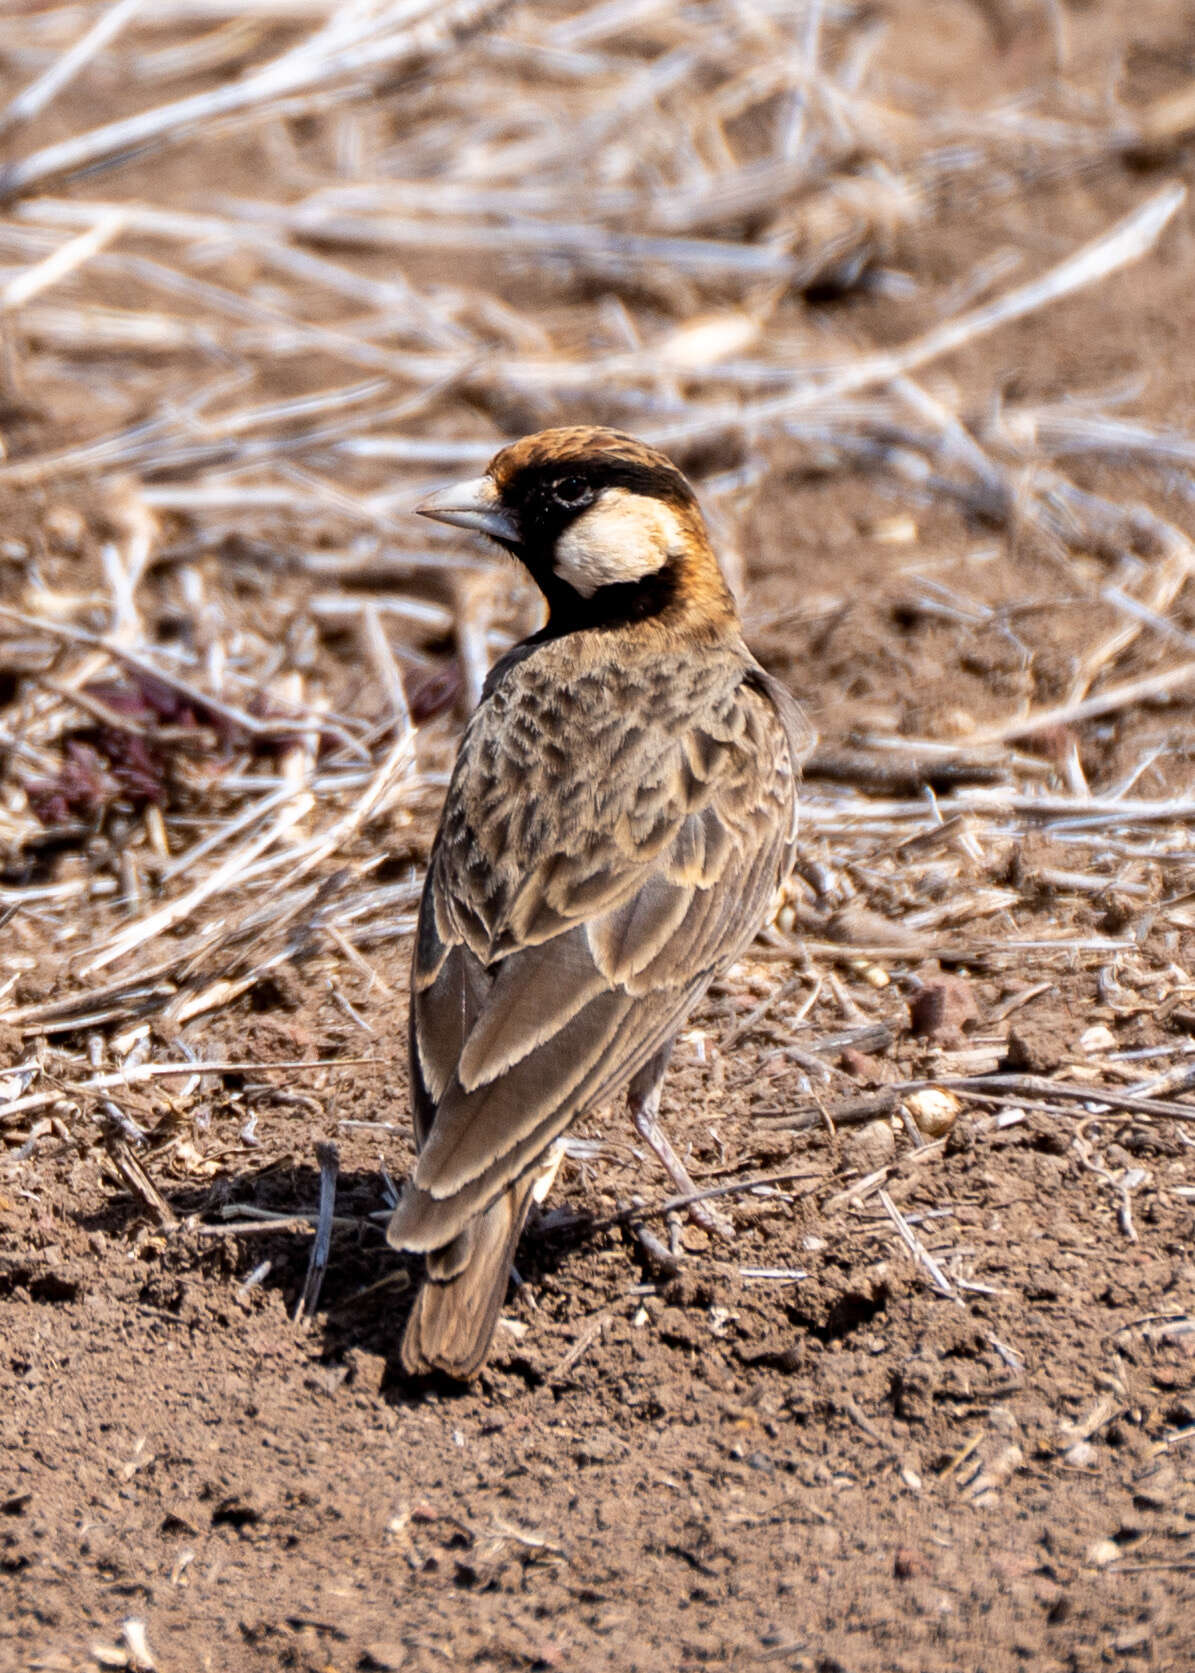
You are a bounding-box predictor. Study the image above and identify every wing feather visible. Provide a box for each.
[393,972,708,1252]
[395,651,806,1254]
[457,927,609,1089]
[416,987,632,1194]
[586,873,695,984]
[410,905,493,1113]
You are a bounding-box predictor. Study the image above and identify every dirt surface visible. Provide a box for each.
[3,3,1195,1672]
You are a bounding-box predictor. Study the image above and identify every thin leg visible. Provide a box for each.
[512,1138,569,1285]
[529,1136,567,1206]
[626,1044,733,1240]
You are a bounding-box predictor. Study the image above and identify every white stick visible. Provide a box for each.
[0,0,508,199]
[80,791,315,976]
[0,211,129,312]
[653,183,1187,444]
[966,658,1195,747]
[0,0,150,138]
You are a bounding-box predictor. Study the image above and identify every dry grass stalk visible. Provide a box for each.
[0,0,151,140]
[294,1139,341,1323]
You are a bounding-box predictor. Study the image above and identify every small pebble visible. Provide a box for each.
[905,1088,960,1139]
[1086,1538,1120,1568]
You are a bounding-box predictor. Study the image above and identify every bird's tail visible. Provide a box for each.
[398,1176,537,1380]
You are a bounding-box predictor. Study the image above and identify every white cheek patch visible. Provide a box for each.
[553,487,686,598]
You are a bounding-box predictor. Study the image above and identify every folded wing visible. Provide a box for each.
[389,666,806,1254]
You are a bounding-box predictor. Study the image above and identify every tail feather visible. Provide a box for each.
[397,1177,536,1379]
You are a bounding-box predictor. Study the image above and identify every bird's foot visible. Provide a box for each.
[629,1097,733,1240]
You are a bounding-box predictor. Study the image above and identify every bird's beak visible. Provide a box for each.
[416,476,520,545]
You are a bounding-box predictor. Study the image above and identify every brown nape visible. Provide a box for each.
[658,503,741,633]
[679,501,739,596]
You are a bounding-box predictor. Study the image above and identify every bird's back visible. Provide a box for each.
[429,626,799,965]
[392,623,807,1258]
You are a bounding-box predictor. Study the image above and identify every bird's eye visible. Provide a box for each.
[553,475,591,508]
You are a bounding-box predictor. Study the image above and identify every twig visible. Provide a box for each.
[294,1140,340,1324]
[879,1188,961,1302]
[103,1132,177,1229]
[196,1216,320,1239]
[965,659,1195,748]
[0,0,149,139]
[0,1056,380,1123]
[0,0,515,202]
[80,791,316,976]
[892,1075,1195,1121]
[1,211,130,311]
[547,1313,609,1382]
[754,1089,900,1131]
[655,184,1186,443]
[596,1166,824,1231]
[632,1223,680,1277]
[721,973,807,1051]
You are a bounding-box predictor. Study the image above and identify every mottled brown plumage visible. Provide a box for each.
[388,427,812,1379]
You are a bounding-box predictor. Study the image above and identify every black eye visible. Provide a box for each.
[553,475,591,508]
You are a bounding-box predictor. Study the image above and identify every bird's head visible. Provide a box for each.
[416,427,736,634]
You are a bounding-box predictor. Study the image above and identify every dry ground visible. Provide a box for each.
[1,3,1195,1671]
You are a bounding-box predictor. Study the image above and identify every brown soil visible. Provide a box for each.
[3,4,1195,1672]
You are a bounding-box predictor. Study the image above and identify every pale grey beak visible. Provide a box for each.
[416,476,520,545]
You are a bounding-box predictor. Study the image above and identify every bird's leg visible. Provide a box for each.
[529,1136,568,1206]
[513,1138,569,1287]
[626,1045,733,1240]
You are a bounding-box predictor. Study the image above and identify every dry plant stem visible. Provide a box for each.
[324,1268,411,1317]
[822,1141,949,1215]
[596,1168,824,1232]
[0,0,150,139]
[1103,584,1195,656]
[654,184,1186,445]
[361,605,411,732]
[754,1090,900,1132]
[0,606,362,748]
[104,1133,177,1230]
[632,1223,680,1277]
[1060,519,1195,708]
[895,1075,1195,1121]
[197,1217,319,1240]
[81,792,316,976]
[721,973,807,1051]
[294,1140,340,1324]
[0,0,516,203]
[547,1313,610,1383]
[0,211,130,311]
[217,1204,364,1232]
[879,1189,961,1303]
[0,1057,379,1124]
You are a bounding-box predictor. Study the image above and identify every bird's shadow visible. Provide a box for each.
[76,1158,607,1403]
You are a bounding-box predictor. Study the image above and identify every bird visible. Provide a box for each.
[387,425,813,1379]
